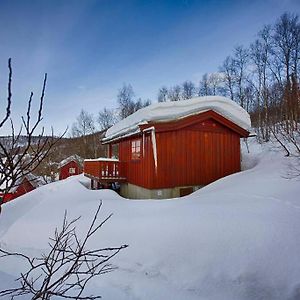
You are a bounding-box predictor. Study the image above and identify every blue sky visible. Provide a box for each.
[0,0,300,135]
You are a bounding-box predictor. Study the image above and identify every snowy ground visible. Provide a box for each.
[0,138,300,300]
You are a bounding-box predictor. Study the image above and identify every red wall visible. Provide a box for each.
[59,161,81,180]
[153,123,240,189]
[115,112,246,190]
[1,177,36,203]
[118,133,155,188]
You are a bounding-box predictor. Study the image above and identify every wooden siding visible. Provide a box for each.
[117,133,155,188]
[153,122,240,189]
[116,115,242,190]
[1,178,36,203]
[59,161,81,180]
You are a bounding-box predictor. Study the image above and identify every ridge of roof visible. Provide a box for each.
[104,96,251,142]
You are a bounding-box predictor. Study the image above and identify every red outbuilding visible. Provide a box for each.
[59,155,83,180]
[84,96,251,199]
[0,174,43,203]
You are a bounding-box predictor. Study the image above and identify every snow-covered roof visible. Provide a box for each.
[1,173,44,193]
[59,155,84,168]
[104,96,251,142]
[16,173,43,191]
[84,158,119,162]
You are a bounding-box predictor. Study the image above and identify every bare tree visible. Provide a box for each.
[209,73,224,96]
[135,97,151,110]
[117,84,136,119]
[157,86,168,102]
[269,119,300,177]
[232,45,250,109]
[219,46,250,109]
[219,56,235,100]
[198,73,211,96]
[250,26,272,140]
[273,13,300,130]
[71,110,97,158]
[117,84,151,118]
[168,85,182,101]
[181,81,195,99]
[71,110,95,138]
[198,73,224,97]
[97,107,116,130]
[0,202,128,299]
[273,13,300,83]
[0,59,65,201]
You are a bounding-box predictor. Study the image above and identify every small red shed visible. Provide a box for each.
[84,96,251,199]
[0,174,43,203]
[59,155,83,180]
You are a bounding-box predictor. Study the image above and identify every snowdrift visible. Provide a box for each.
[0,139,300,300]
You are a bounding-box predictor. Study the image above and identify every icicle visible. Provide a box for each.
[143,127,158,174]
[151,128,158,174]
[142,132,145,157]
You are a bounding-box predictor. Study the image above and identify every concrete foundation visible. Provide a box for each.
[120,182,203,199]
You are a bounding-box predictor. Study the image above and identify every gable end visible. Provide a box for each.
[140,110,249,137]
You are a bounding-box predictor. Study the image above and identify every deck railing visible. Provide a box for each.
[84,158,125,181]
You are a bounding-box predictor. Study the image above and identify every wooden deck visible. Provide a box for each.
[84,158,126,183]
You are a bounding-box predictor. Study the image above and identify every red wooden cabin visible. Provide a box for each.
[59,155,83,180]
[84,96,251,199]
[0,174,42,203]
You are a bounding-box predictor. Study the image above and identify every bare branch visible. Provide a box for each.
[0,60,65,198]
[0,202,128,299]
[0,58,12,128]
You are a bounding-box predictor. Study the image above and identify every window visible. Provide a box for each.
[69,167,76,174]
[131,139,141,160]
[112,143,119,159]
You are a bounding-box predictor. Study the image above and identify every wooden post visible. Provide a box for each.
[108,144,112,158]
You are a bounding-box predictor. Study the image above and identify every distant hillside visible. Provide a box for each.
[1,130,107,180]
[53,130,107,161]
[0,135,53,151]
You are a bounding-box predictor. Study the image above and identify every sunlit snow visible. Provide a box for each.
[0,138,299,300]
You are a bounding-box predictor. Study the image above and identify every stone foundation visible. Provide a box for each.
[120,183,203,199]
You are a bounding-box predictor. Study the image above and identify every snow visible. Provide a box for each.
[104,96,251,142]
[84,158,119,162]
[0,180,11,191]
[0,173,44,193]
[0,138,300,300]
[58,154,83,168]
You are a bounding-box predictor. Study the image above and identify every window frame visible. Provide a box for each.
[131,139,142,160]
[69,167,76,174]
